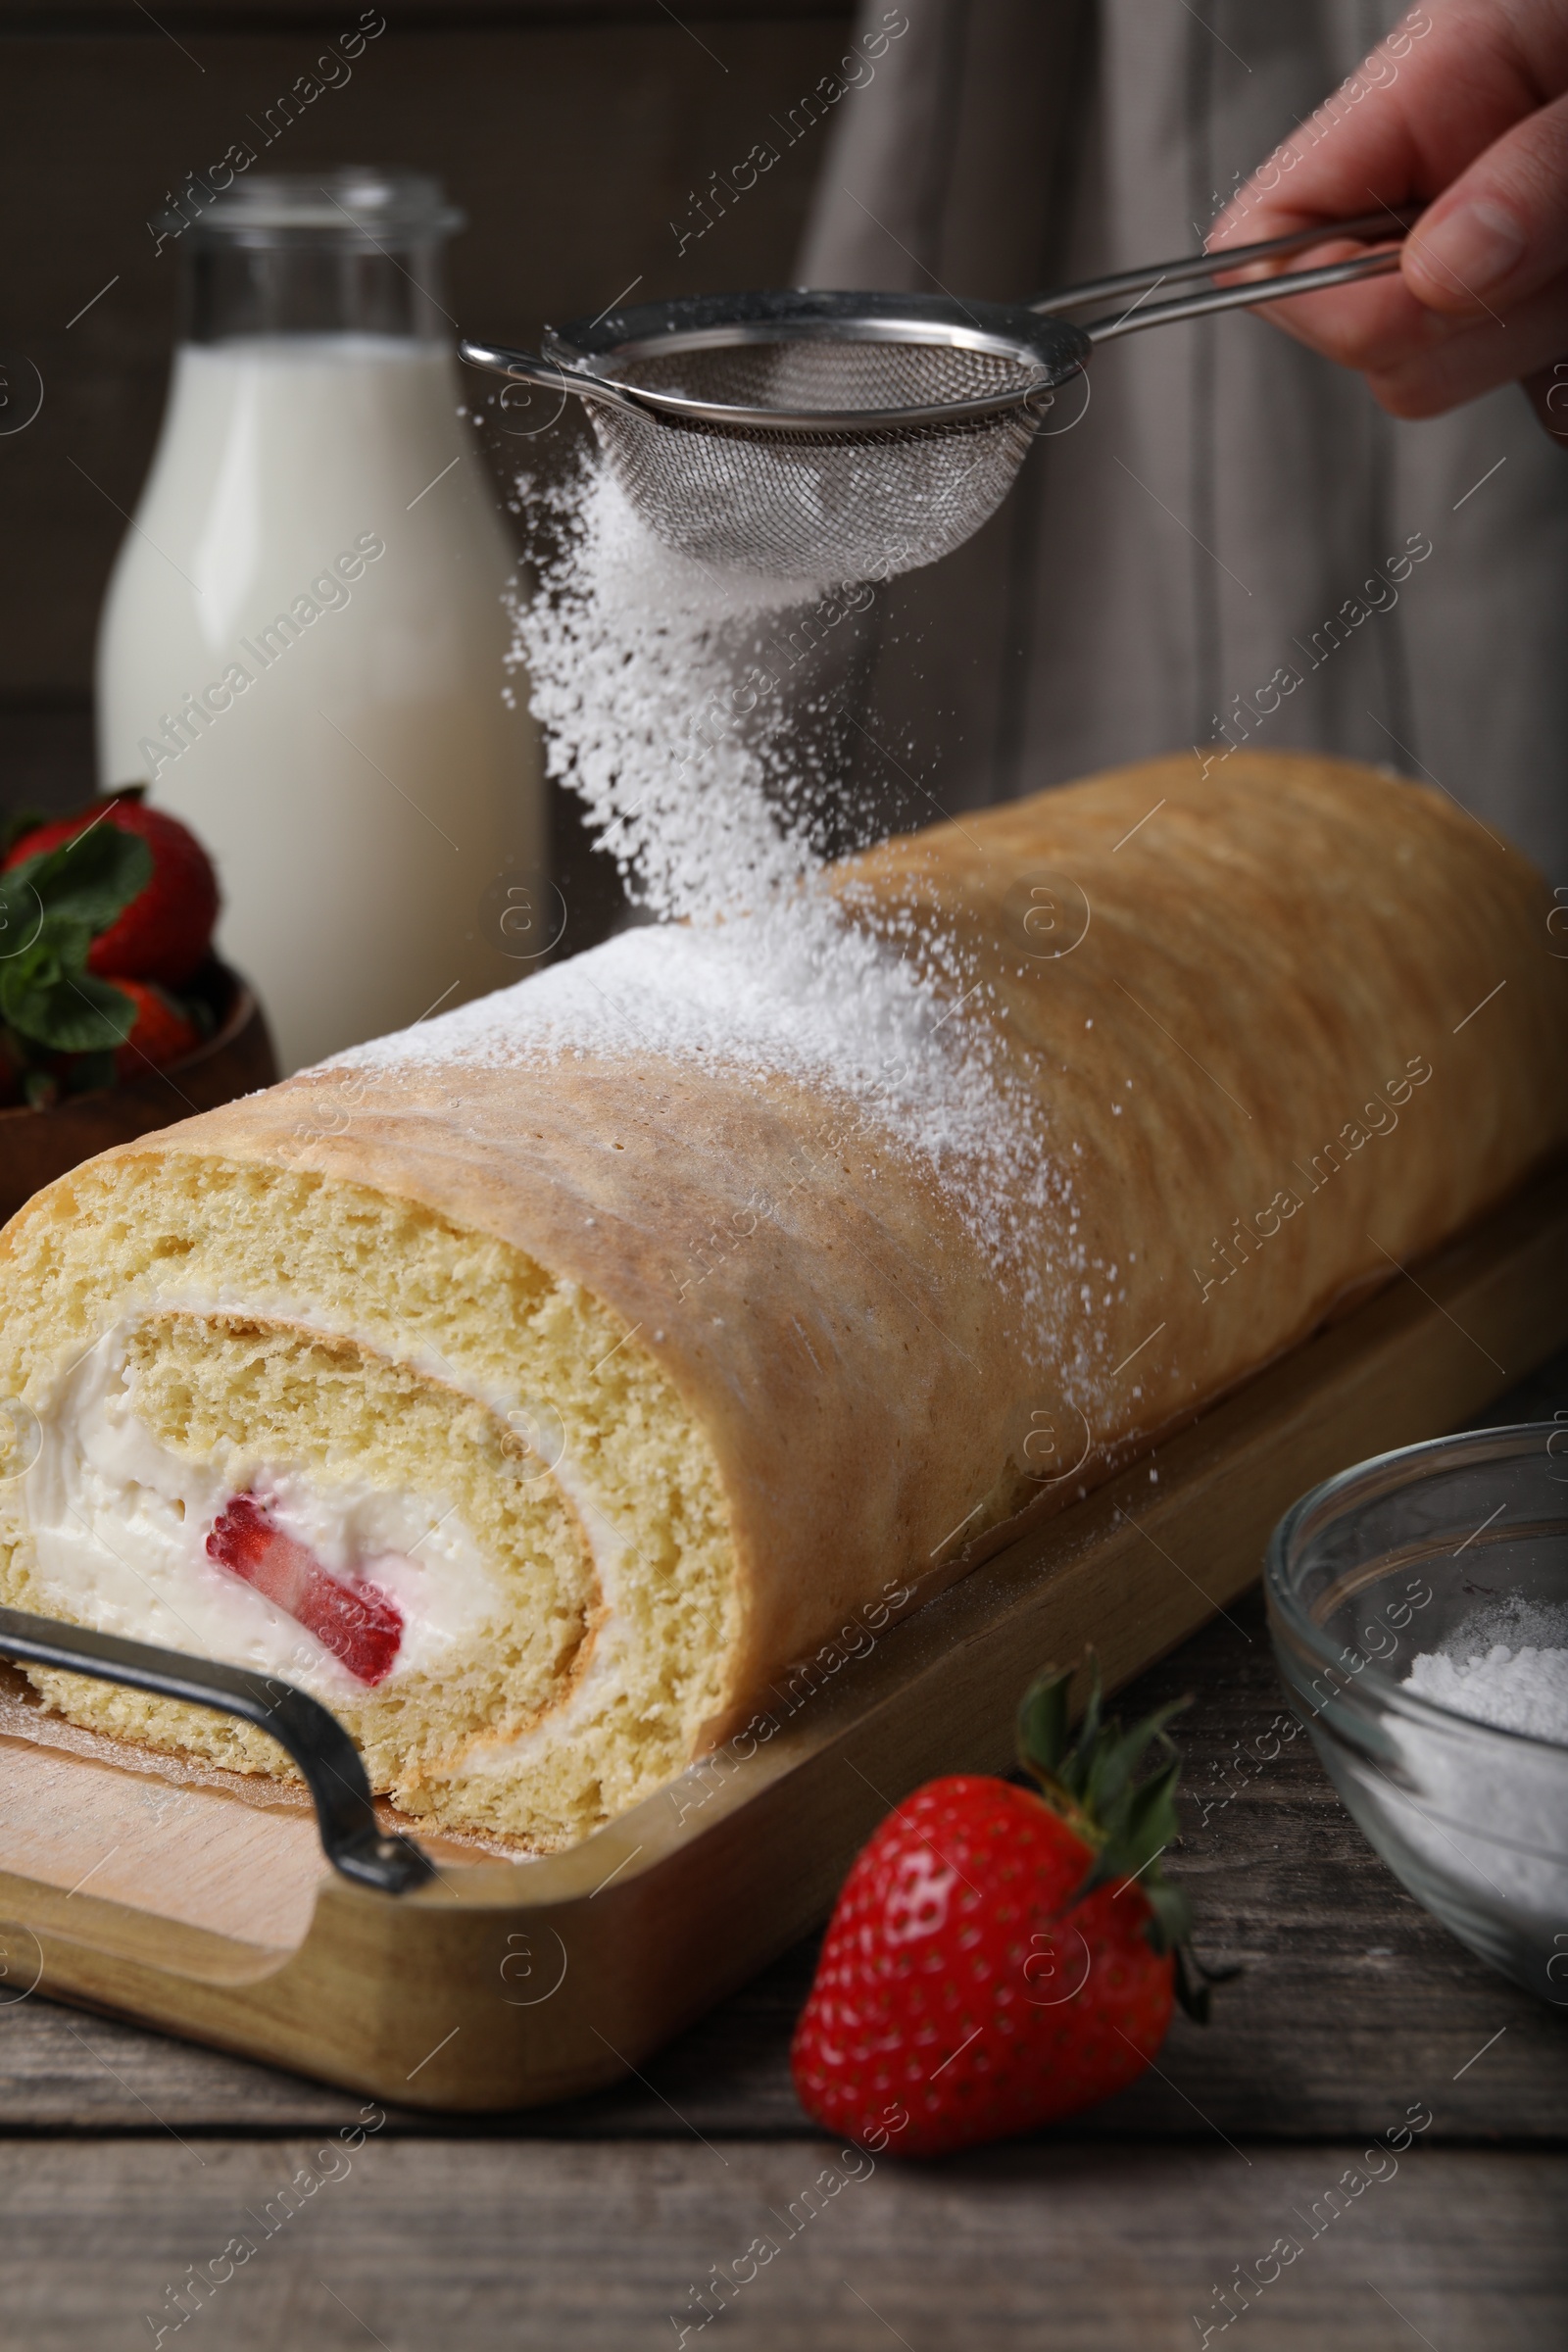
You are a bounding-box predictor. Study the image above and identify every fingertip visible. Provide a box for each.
[1402,198,1528,313]
[1367,374,1452,423]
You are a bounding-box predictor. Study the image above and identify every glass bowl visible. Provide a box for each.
[1266,1423,1568,2004]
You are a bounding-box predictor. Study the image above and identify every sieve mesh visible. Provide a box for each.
[611,339,1040,412]
[589,338,1049,580]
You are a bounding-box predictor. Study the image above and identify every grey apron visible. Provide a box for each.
[798,0,1568,875]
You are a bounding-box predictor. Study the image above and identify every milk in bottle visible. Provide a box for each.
[96,171,542,1072]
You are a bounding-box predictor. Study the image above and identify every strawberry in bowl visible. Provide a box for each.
[111,981,203,1081]
[0,790,273,1224]
[791,1661,1232,2159]
[0,791,220,1107]
[4,795,220,989]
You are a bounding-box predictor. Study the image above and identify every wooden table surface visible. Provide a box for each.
[3,1356,1565,2351]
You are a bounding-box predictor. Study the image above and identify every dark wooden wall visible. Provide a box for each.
[0,0,854,832]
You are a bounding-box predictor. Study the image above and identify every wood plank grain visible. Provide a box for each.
[4,1348,1563,2135]
[0,2137,1561,2351]
[6,1581,1566,2140]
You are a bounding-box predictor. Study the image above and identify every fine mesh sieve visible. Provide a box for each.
[463,215,1413,581]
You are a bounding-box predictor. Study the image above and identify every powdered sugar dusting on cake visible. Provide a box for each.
[334,465,1079,1343]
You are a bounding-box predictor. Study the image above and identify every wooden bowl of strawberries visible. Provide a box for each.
[0,790,276,1226]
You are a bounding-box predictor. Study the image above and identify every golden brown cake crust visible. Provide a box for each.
[18,751,1568,1717]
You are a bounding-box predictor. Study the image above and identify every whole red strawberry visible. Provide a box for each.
[112,979,202,1078]
[4,793,219,987]
[792,1663,1224,2158]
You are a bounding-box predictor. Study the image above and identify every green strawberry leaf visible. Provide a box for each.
[1170,1937,1243,2020]
[1071,1655,1104,1791]
[0,915,88,1032]
[2,964,134,1054]
[0,872,45,960]
[1017,1647,1233,2011]
[1016,1665,1074,1781]
[0,807,48,858]
[0,822,149,1056]
[1020,1653,1105,1806]
[1145,1873,1195,1956]
[11,821,152,934]
[1118,1755,1183,1872]
[1084,1700,1186,1822]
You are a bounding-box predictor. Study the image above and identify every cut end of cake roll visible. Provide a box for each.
[0,1149,739,1850]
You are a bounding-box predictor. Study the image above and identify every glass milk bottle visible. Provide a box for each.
[95,170,542,1073]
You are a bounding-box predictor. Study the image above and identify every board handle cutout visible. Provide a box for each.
[0,1606,433,1895]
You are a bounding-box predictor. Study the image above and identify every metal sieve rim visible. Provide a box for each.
[541,288,1088,438]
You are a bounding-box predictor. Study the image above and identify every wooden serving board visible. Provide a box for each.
[2,1167,1566,2111]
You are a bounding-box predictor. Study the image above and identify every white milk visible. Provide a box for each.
[96,335,542,1073]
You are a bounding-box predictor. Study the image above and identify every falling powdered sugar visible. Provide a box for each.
[337,462,1072,1323]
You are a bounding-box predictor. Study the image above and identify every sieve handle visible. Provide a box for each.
[459,339,645,417]
[1083,245,1405,344]
[1031,208,1420,316]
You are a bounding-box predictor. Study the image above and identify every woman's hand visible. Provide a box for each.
[1210,1,1568,424]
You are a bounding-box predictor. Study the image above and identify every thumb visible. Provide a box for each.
[1403,88,1568,316]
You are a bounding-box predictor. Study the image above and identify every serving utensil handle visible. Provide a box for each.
[1082,244,1405,344]
[0,1604,432,1895]
[1030,207,1420,316]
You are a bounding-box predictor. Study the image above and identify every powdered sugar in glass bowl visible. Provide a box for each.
[1266,1423,1568,2005]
